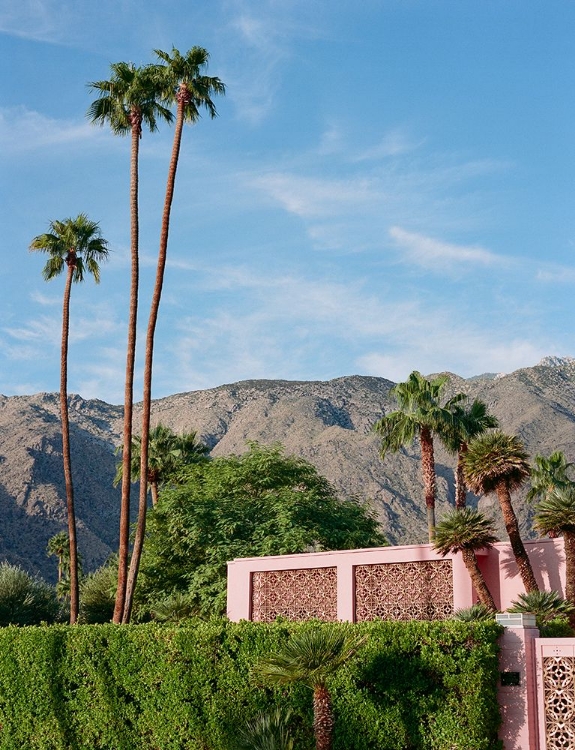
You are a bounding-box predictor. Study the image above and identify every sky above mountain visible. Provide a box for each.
[1,1,573,404]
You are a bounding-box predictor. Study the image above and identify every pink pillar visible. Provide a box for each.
[496,613,540,750]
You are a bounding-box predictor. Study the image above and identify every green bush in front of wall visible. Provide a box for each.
[0,619,502,750]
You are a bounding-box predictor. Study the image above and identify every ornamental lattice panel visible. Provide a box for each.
[542,656,575,749]
[354,560,453,621]
[251,567,337,622]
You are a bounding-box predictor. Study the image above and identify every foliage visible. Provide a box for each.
[453,603,496,622]
[0,619,503,750]
[149,591,199,622]
[507,590,575,624]
[138,443,386,616]
[534,486,575,536]
[79,559,117,624]
[527,450,575,503]
[0,563,59,626]
[234,709,295,750]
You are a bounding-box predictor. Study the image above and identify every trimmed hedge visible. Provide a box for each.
[0,619,502,749]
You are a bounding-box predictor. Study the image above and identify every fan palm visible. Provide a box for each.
[47,531,70,584]
[508,590,575,628]
[463,431,538,593]
[255,626,365,750]
[535,487,575,609]
[527,451,575,504]
[373,371,465,541]
[87,61,172,623]
[442,399,499,509]
[234,709,294,750]
[434,507,498,611]
[123,47,224,623]
[30,215,109,623]
[114,424,209,506]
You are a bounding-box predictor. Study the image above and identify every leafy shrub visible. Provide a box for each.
[0,619,502,749]
[79,560,117,624]
[0,562,58,626]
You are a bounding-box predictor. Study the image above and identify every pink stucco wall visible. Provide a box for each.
[227,537,566,622]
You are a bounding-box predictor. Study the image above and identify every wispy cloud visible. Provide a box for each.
[389,226,504,271]
[0,106,97,154]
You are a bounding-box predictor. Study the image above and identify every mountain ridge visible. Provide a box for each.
[1,360,574,581]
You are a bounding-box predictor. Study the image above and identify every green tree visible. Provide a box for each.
[88,62,173,624]
[0,563,59,626]
[527,451,575,504]
[79,558,118,624]
[255,625,366,750]
[114,424,209,506]
[30,214,109,624]
[373,371,464,541]
[124,47,225,623]
[463,431,539,594]
[137,443,385,616]
[442,399,499,509]
[535,486,575,614]
[434,508,498,611]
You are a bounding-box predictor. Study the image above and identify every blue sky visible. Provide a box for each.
[1,0,573,404]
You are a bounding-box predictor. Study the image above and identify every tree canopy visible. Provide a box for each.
[137,443,385,616]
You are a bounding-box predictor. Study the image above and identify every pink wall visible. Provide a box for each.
[227,538,566,622]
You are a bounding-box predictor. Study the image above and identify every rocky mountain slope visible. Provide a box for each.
[1,359,575,581]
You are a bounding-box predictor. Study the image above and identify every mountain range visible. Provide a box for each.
[1,357,575,582]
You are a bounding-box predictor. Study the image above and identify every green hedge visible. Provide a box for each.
[0,619,502,749]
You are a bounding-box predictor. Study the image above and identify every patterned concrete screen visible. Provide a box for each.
[536,640,575,750]
[251,567,337,622]
[354,560,454,621]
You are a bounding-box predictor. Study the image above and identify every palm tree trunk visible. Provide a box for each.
[150,481,159,507]
[122,101,186,623]
[461,548,496,611]
[496,480,539,593]
[563,532,575,629]
[60,265,79,624]
[420,426,437,541]
[455,445,468,509]
[114,118,141,624]
[313,685,334,750]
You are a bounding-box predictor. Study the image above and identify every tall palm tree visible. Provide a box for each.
[434,507,498,611]
[122,47,225,623]
[535,487,575,614]
[30,214,109,623]
[527,451,575,504]
[463,430,539,593]
[87,62,172,623]
[442,399,499,509]
[255,626,366,750]
[373,371,465,541]
[114,424,209,506]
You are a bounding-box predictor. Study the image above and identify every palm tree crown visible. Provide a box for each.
[30,214,109,282]
[527,451,575,504]
[87,61,172,136]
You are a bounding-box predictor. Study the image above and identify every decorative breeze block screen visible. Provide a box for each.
[542,656,575,749]
[354,560,454,621]
[251,567,337,622]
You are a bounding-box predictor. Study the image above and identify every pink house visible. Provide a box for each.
[227,537,569,749]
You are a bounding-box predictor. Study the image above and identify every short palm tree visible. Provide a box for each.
[373,371,465,541]
[463,431,539,594]
[441,399,499,509]
[123,47,224,624]
[88,61,172,624]
[508,590,575,628]
[47,531,70,584]
[527,451,575,504]
[535,487,575,609]
[234,709,294,750]
[114,424,209,506]
[30,214,109,623]
[434,507,498,611]
[453,603,495,621]
[255,626,365,750]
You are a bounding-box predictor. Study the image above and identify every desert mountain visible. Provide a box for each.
[1,358,575,581]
